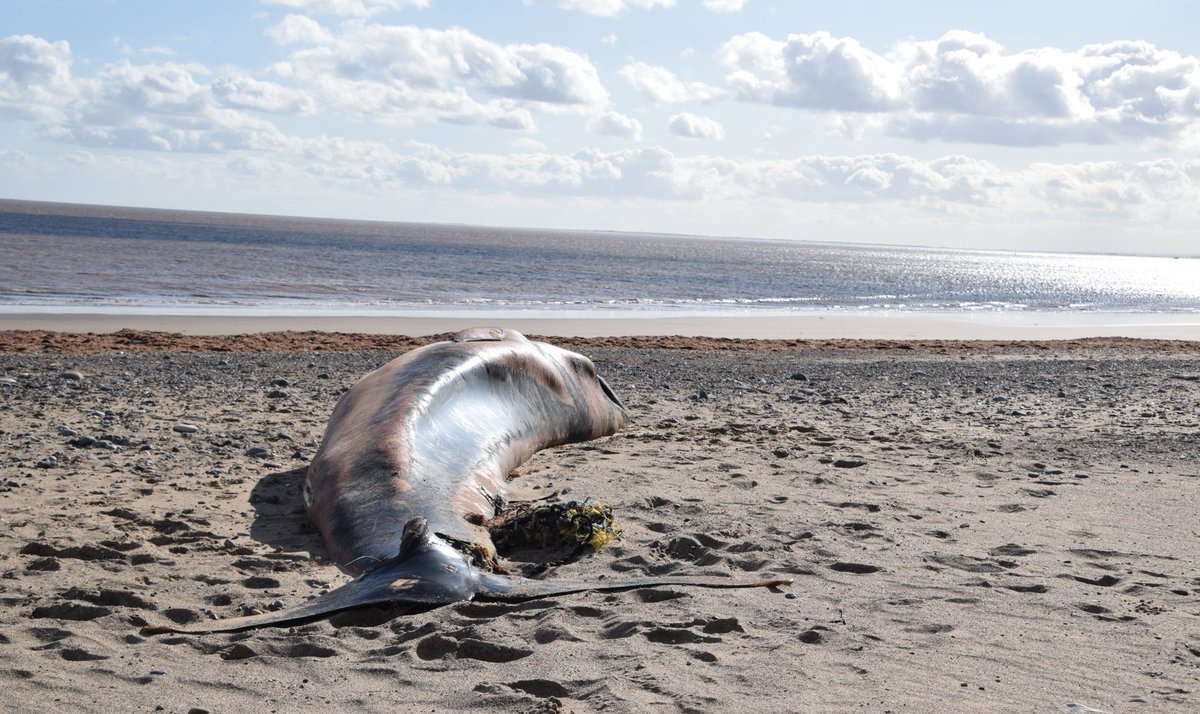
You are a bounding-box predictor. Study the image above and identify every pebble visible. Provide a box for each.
[790,372,809,381]
[59,370,84,381]
[172,423,200,434]
[0,376,17,386]
[58,426,79,437]
[270,378,290,387]
[245,447,271,458]
[266,389,288,399]
[36,456,57,468]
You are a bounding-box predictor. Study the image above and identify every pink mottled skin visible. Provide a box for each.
[304,327,629,575]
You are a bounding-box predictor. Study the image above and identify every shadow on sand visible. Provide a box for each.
[246,465,599,575]
[247,466,325,560]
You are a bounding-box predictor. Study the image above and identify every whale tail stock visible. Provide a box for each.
[141,518,792,635]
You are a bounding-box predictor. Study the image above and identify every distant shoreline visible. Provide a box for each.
[2,310,1200,341]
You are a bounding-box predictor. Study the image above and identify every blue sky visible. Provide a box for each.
[3,0,1199,254]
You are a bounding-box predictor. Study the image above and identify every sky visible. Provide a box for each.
[2,1,1200,255]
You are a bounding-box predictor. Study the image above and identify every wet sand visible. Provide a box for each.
[3,310,1200,341]
[1,330,1198,712]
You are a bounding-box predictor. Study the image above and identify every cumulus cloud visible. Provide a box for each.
[619,62,722,103]
[720,31,904,111]
[587,110,643,140]
[245,137,1198,229]
[703,0,747,12]
[264,14,333,45]
[211,74,316,114]
[260,0,429,17]
[47,61,291,152]
[531,0,674,17]
[268,22,608,126]
[719,29,1200,145]
[668,112,725,140]
[0,34,73,120]
[0,44,301,154]
[3,23,610,155]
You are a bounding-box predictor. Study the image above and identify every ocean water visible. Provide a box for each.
[2,199,1199,316]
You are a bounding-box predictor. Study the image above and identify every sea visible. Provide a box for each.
[2,199,1199,318]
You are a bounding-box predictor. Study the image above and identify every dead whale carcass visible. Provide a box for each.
[148,327,789,633]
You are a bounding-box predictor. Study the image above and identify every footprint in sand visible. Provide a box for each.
[30,603,112,621]
[58,647,109,661]
[1070,574,1122,587]
[415,633,534,662]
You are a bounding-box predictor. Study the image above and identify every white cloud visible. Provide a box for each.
[619,61,722,103]
[24,57,295,153]
[703,0,747,12]
[719,30,1200,146]
[260,0,429,17]
[668,112,725,140]
[532,0,674,17]
[721,31,904,111]
[268,22,608,127]
[0,34,73,120]
[227,139,1198,230]
[264,15,333,45]
[211,74,316,114]
[587,110,643,140]
[4,27,599,151]
[0,146,31,169]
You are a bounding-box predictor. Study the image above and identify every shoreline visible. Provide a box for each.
[3,310,1200,341]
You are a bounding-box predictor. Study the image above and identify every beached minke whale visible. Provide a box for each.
[145,327,789,633]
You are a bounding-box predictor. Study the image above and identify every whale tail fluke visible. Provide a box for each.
[141,517,792,635]
[140,557,471,635]
[142,518,480,635]
[143,570,792,635]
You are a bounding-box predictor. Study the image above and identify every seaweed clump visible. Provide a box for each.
[490,499,620,562]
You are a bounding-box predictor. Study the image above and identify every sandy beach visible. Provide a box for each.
[3,310,1200,341]
[1,327,1198,712]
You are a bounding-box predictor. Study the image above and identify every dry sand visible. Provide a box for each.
[1,330,1198,712]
